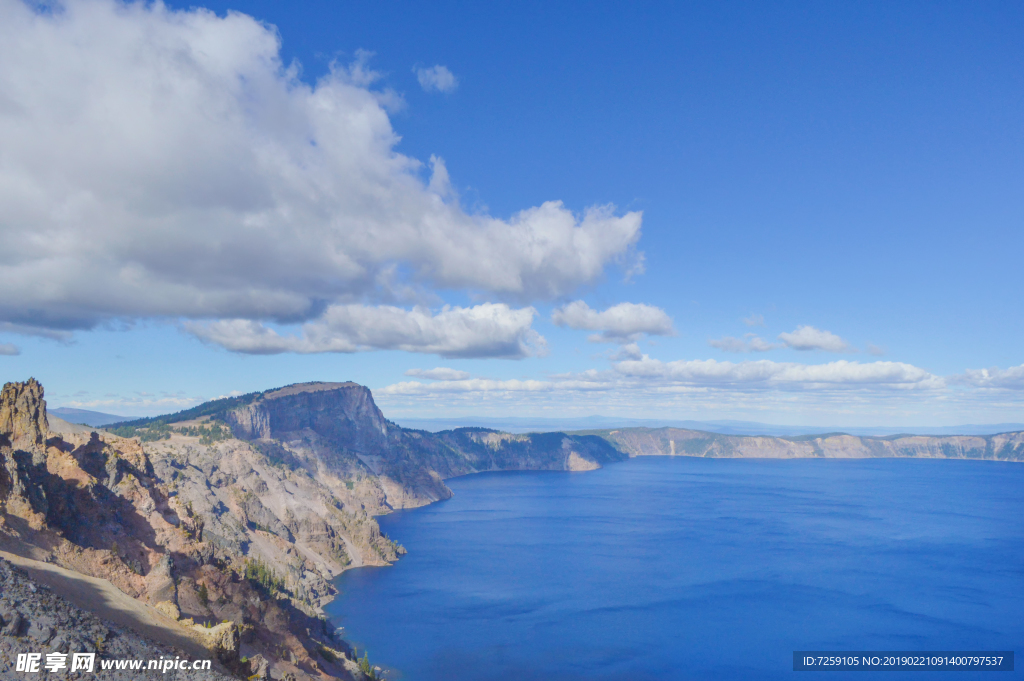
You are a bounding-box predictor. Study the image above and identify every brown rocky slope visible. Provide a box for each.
[1,380,366,680]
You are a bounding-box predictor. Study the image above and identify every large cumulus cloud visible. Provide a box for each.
[0,0,641,353]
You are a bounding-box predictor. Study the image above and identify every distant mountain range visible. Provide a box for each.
[394,415,1024,437]
[49,406,131,426]
[51,406,1024,438]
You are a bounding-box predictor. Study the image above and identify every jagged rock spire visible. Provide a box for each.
[1,378,51,524]
[0,377,49,450]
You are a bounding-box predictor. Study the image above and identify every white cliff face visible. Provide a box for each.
[602,427,1024,461]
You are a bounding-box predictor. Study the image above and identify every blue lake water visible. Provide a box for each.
[325,457,1023,680]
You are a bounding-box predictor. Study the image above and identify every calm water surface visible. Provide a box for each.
[325,458,1024,680]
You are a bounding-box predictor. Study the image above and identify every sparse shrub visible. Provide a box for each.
[243,557,285,595]
[110,421,173,442]
[198,582,209,606]
[179,422,232,445]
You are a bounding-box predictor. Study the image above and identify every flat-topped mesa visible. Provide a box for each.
[226,381,389,450]
[0,378,48,451]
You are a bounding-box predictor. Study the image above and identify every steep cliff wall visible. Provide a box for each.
[220,382,628,512]
[227,382,388,453]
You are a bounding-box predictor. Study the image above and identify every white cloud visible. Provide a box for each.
[953,364,1024,390]
[609,342,643,361]
[405,367,471,381]
[376,358,1024,424]
[415,64,458,93]
[60,394,201,416]
[378,356,944,404]
[742,313,765,327]
[551,301,674,342]
[186,303,546,359]
[778,326,850,352]
[614,357,942,390]
[382,378,553,395]
[0,343,20,356]
[379,373,618,398]
[709,334,776,353]
[0,1,641,333]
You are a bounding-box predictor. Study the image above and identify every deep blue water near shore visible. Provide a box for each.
[325,458,1023,680]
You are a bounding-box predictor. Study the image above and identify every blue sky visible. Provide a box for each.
[1,0,1022,425]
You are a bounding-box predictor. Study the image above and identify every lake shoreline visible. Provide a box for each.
[327,456,1024,680]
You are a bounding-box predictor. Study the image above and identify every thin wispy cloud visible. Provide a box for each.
[60,395,202,414]
[373,354,1024,422]
[405,367,472,381]
[614,357,941,389]
[742,313,765,327]
[0,343,20,356]
[415,64,459,93]
[709,334,776,353]
[384,357,946,398]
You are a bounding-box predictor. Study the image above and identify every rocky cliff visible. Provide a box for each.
[1,380,366,681]
[216,381,626,512]
[596,426,1024,461]
[3,379,627,680]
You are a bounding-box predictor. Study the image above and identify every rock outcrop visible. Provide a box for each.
[0,377,48,449]
[0,378,50,526]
